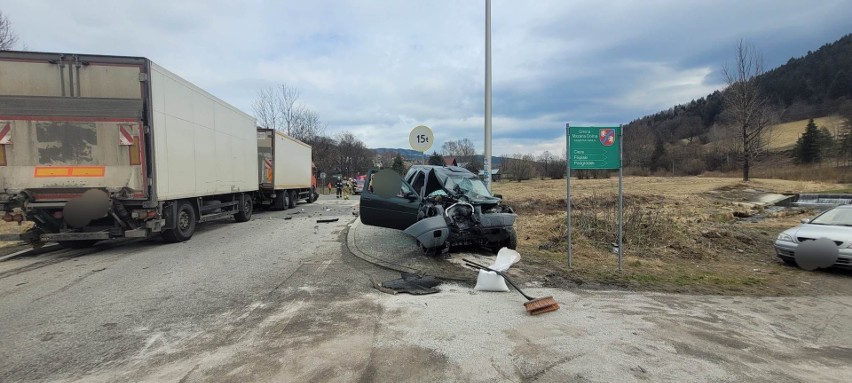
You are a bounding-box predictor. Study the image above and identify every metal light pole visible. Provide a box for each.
[483,0,493,192]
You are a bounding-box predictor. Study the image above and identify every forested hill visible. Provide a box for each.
[624,34,852,160]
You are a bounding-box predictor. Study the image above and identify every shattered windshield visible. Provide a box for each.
[444,176,492,198]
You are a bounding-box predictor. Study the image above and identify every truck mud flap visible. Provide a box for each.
[403,216,449,249]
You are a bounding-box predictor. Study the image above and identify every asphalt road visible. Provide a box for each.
[1,194,850,382]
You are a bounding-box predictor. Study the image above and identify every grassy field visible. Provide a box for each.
[494,176,852,296]
[767,115,844,150]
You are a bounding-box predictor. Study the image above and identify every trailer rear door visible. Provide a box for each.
[0,52,147,200]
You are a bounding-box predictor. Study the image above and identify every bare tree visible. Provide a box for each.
[335,132,373,177]
[442,138,480,172]
[252,86,281,130]
[502,153,537,182]
[252,83,324,142]
[0,11,20,51]
[723,40,773,181]
[290,106,324,143]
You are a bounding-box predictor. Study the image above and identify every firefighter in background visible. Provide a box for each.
[335,178,343,198]
[342,178,352,200]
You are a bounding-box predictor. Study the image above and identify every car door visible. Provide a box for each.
[360,170,422,230]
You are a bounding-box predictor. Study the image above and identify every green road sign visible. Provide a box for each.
[568,126,621,169]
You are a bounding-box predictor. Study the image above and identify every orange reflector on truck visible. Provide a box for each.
[34,166,106,177]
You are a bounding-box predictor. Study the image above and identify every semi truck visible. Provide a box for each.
[0,50,262,247]
[255,128,317,210]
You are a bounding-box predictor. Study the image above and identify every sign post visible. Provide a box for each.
[566,125,624,271]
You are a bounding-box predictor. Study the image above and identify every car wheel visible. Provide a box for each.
[490,228,518,254]
[418,240,437,256]
[234,194,253,222]
[162,201,196,243]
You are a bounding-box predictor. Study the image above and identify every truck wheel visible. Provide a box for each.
[234,194,253,222]
[58,240,98,249]
[306,190,317,203]
[288,190,297,209]
[162,201,196,243]
[272,192,287,210]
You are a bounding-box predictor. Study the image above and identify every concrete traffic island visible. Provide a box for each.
[346,218,497,282]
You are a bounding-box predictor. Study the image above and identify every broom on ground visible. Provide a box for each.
[464,259,560,315]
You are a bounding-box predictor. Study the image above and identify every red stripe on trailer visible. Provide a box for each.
[0,122,10,144]
[119,124,134,145]
[264,159,273,168]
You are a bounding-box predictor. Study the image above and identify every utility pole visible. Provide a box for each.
[483,0,493,192]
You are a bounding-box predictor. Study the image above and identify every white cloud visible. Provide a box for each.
[3,0,851,155]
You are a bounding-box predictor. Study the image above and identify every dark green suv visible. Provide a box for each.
[360,165,516,254]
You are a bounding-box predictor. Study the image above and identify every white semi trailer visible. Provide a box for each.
[256,129,317,210]
[0,51,258,247]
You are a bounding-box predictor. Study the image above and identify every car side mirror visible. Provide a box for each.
[800,218,810,224]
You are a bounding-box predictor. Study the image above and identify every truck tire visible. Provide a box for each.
[288,190,297,209]
[306,190,318,203]
[58,240,98,249]
[162,201,196,243]
[234,194,253,222]
[272,192,286,210]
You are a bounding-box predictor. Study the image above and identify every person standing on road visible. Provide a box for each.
[336,179,343,198]
[343,178,352,200]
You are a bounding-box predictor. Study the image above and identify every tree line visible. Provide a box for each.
[252,84,373,180]
[625,35,852,180]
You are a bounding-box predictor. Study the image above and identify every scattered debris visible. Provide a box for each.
[284,217,292,220]
[92,268,106,272]
[316,218,339,223]
[379,273,442,295]
[370,276,397,295]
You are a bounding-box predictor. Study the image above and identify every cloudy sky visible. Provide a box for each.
[3,1,851,156]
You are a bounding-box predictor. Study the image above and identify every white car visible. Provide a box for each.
[775,204,852,269]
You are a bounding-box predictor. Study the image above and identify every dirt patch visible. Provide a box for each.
[494,176,852,296]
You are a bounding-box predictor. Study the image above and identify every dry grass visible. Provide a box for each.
[494,177,852,295]
[707,164,852,184]
[768,115,844,150]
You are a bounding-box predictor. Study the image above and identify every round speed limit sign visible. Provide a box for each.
[409,125,434,153]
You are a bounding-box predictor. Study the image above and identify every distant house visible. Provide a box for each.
[478,168,501,182]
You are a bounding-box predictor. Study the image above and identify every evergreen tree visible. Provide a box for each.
[427,151,443,166]
[391,153,405,175]
[793,119,822,164]
[648,137,667,172]
[817,127,835,163]
[839,115,852,166]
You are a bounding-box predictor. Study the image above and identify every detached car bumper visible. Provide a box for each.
[774,240,852,269]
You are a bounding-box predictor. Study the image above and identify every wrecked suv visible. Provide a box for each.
[360,165,517,254]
